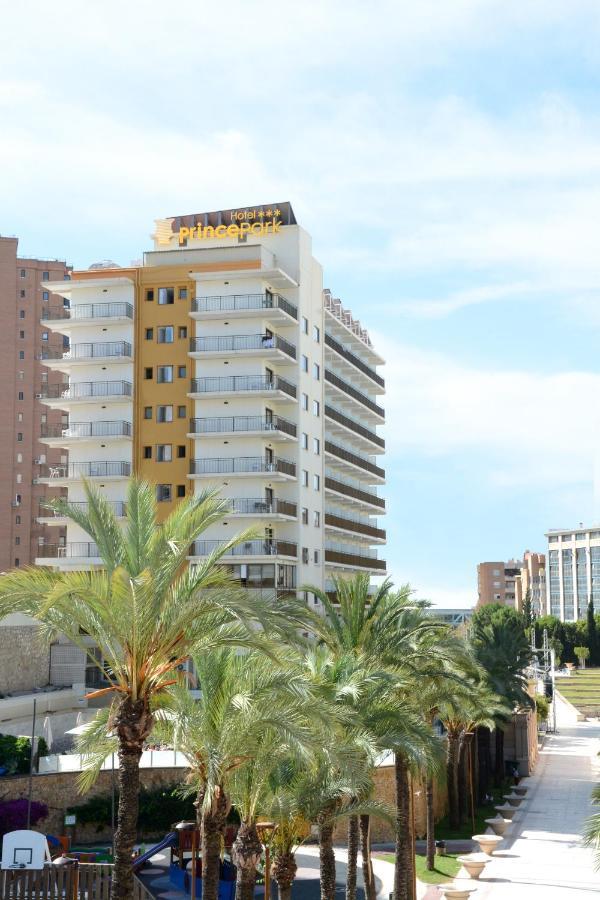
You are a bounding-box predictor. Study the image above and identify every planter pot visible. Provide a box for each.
[441,884,478,899]
[504,793,524,807]
[484,816,511,836]
[472,834,503,856]
[513,785,527,796]
[456,853,488,879]
[494,804,517,820]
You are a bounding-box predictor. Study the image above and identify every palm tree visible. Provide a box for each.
[0,479,307,900]
[583,784,600,869]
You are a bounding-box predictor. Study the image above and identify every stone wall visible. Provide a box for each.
[503,709,539,776]
[0,625,50,694]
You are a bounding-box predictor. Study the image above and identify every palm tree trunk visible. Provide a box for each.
[494,727,505,786]
[477,726,491,803]
[359,815,376,900]
[232,821,263,900]
[202,790,229,900]
[346,815,359,900]
[271,851,297,900]
[393,754,415,900]
[446,734,460,831]
[457,737,467,826]
[318,822,337,900]
[425,776,435,871]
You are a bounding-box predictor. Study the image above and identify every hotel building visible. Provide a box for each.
[34,203,386,605]
[477,550,546,616]
[546,526,600,621]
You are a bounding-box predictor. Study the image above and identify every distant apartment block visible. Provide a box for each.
[477,550,545,615]
[546,526,600,621]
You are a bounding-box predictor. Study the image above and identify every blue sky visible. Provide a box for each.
[3,1,600,605]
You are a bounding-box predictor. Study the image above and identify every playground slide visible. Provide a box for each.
[133,831,179,870]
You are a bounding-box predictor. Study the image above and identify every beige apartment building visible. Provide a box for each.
[477,550,545,615]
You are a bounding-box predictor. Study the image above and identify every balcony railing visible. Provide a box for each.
[324,441,385,479]
[324,405,385,449]
[192,293,298,320]
[190,375,297,399]
[36,542,100,559]
[190,333,296,359]
[228,498,297,518]
[325,370,384,418]
[38,461,131,479]
[324,332,384,388]
[190,457,296,477]
[191,539,298,558]
[189,415,297,438]
[38,381,133,400]
[42,341,132,361]
[39,500,127,518]
[42,303,133,321]
[325,474,385,509]
[324,546,386,571]
[324,512,386,541]
[41,421,132,439]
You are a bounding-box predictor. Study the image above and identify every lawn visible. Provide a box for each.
[376,852,461,885]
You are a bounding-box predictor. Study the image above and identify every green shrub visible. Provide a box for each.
[68,786,198,836]
[535,695,549,722]
[0,734,32,774]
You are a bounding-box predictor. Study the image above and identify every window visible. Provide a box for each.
[19,351,24,359]
[145,328,154,340]
[313,437,320,455]
[302,547,309,564]
[314,550,320,564]
[16,473,22,483]
[302,316,308,334]
[178,326,188,339]
[19,330,24,339]
[20,268,25,278]
[42,271,49,281]
[145,289,154,302]
[144,406,152,419]
[313,362,320,380]
[19,310,25,319]
[301,432,308,450]
[313,510,320,527]
[157,326,174,343]
[156,484,172,502]
[177,445,186,458]
[15,516,21,525]
[177,405,187,418]
[301,354,308,373]
[156,444,172,462]
[42,291,49,301]
[492,569,501,576]
[157,365,173,383]
[17,433,23,442]
[177,366,187,378]
[313,325,320,343]
[158,287,174,305]
[143,446,152,459]
[301,393,308,411]
[41,331,48,341]
[15,537,20,546]
[313,474,320,491]
[144,367,153,380]
[14,558,19,567]
[17,413,23,422]
[313,400,320,417]
[179,287,188,300]
[20,290,25,298]
[177,484,186,497]
[301,507,309,525]
[302,469,308,487]
[157,405,173,423]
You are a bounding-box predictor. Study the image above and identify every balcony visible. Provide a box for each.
[325,473,385,511]
[189,375,297,401]
[190,539,298,559]
[227,498,297,519]
[37,500,127,524]
[189,333,296,364]
[35,542,101,564]
[325,404,384,451]
[324,440,385,481]
[37,461,131,483]
[189,415,297,441]
[38,381,133,406]
[324,512,386,542]
[41,302,133,325]
[324,369,384,420]
[40,421,132,445]
[189,457,296,480]
[42,341,133,367]
[324,544,386,573]
[191,292,297,322]
[324,332,384,390]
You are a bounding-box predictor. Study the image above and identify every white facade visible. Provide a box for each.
[546,526,600,621]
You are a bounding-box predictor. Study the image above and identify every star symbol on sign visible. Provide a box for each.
[258,210,265,218]
[274,208,281,217]
[266,208,273,217]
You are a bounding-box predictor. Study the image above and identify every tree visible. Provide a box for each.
[0,480,307,900]
[522,589,534,629]
[575,646,590,669]
[587,600,599,666]
[583,784,600,870]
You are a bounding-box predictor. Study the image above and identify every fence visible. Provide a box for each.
[0,864,152,899]
[38,749,190,774]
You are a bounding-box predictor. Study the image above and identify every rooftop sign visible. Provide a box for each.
[154,202,296,246]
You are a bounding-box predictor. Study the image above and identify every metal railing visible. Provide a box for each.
[36,542,100,558]
[41,421,132,439]
[191,539,298,558]
[190,457,296,477]
[324,332,384,388]
[190,333,296,359]
[325,369,385,418]
[38,380,132,400]
[42,302,133,321]
[324,512,386,540]
[324,545,386,571]
[42,341,132,360]
[192,292,298,320]
[324,474,385,509]
[324,440,385,478]
[189,415,297,437]
[229,498,297,517]
[325,404,385,448]
[39,500,127,518]
[190,375,297,399]
[38,461,131,479]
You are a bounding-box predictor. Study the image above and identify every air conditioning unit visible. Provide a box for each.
[33,458,42,465]
[35,393,42,399]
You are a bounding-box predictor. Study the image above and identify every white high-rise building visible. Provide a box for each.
[546,526,600,621]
